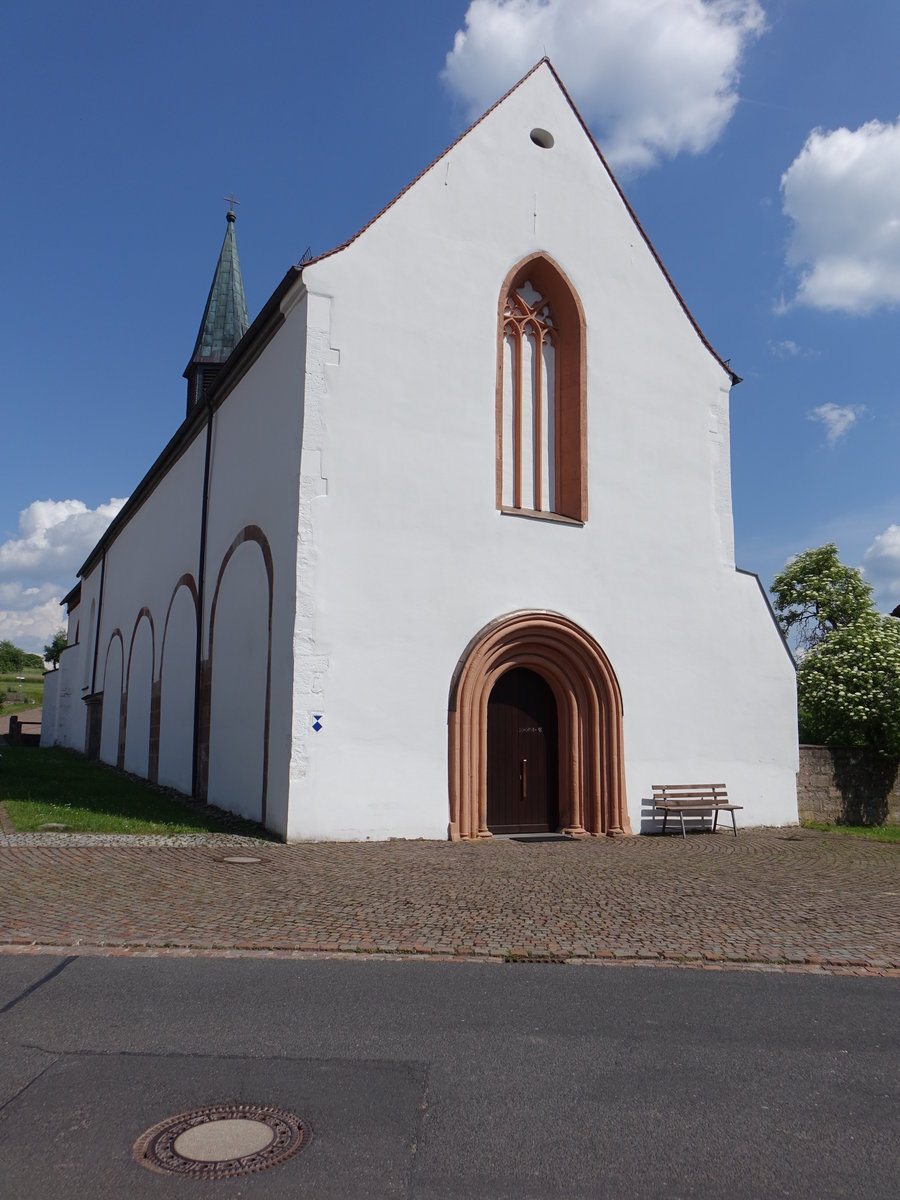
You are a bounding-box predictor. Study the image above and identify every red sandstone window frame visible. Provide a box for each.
[496,253,588,523]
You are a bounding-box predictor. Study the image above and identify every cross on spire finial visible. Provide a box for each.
[223,193,240,222]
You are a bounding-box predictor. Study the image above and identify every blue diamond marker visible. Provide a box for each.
[312,715,323,732]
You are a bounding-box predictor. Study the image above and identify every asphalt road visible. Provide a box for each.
[0,955,897,1198]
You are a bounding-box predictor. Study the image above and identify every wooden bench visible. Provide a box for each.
[651,784,742,838]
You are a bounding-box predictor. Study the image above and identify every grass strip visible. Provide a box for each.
[0,746,262,836]
[801,820,900,843]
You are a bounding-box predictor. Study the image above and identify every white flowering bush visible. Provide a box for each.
[798,613,900,755]
[772,544,900,757]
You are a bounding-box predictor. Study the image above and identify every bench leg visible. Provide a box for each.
[679,811,686,839]
[731,810,738,837]
[713,810,719,832]
[661,810,668,836]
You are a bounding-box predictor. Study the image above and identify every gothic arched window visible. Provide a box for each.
[497,255,587,523]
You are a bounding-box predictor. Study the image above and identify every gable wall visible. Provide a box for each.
[288,66,796,838]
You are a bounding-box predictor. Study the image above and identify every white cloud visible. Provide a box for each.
[808,403,865,446]
[769,338,817,359]
[0,585,66,653]
[862,524,900,612]
[780,116,900,313]
[442,0,766,172]
[0,497,125,653]
[0,498,126,582]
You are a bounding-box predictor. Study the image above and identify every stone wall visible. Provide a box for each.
[798,745,900,826]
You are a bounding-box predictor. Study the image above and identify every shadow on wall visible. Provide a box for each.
[798,745,900,826]
[638,803,720,836]
[5,715,41,746]
[831,748,898,826]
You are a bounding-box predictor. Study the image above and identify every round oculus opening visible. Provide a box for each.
[530,127,554,149]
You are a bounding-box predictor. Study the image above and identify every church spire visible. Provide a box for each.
[184,201,250,414]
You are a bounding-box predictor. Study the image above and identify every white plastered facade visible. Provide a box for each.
[44,62,798,839]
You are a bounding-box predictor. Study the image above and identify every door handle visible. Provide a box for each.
[521,758,527,799]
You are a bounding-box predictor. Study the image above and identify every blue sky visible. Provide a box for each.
[1,0,898,652]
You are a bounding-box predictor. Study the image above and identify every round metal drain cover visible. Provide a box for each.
[133,1102,306,1179]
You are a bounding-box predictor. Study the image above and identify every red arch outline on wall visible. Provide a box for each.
[207,526,274,824]
[159,575,199,682]
[154,578,199,790]
[102,629,125,693]
[121,608,156,774]
[448,611,628,840]
[100,628,125,768]
[126,608,156,693]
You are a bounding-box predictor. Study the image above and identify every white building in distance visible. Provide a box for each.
[43,61,798,840]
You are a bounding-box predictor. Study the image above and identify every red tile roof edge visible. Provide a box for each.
[543,60,738,384]
[296,58,549,273]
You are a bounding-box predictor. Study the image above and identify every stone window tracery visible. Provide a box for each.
[501,282,558,512]
[497,255,587,523]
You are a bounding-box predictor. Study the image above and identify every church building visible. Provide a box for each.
[42,61,798,840]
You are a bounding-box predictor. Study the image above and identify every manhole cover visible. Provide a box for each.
[219,856,262,864]
[133,1102,306,1179]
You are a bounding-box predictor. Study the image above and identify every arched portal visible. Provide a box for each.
[448,611,629,840]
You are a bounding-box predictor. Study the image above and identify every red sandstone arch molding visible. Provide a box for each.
[154,574,199,790]
[200,526,274,822]
[159,576,199,680]
[122,607,156,778]
[155,576,199,785]
[448,612,629,840]
[100,629,125,768]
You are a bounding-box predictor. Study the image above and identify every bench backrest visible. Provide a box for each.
[651,784,728,806]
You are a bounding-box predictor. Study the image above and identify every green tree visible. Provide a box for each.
[772,544,900,758]
[798,612,900,755]
[771,543,873,650]
[43,629,68,670]
[0,640,26,672]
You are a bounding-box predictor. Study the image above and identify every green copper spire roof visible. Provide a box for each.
[187,210,249,368]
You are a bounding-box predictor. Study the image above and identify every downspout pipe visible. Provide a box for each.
[90,552,106,695]
[191,398,214,798]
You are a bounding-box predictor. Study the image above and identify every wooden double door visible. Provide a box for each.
[486,667,559,834]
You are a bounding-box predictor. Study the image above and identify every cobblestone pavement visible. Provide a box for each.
[1,828,897,974]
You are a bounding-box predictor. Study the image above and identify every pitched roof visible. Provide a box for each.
[298,58,738,384]
[78,60,737,579]
[185,211,250,372]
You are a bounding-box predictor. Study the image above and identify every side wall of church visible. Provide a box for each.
[284,66,798,839]
[199,293,307,835]
[88,436,206,781]
[46,298,307,837]
[41,598,89,751]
